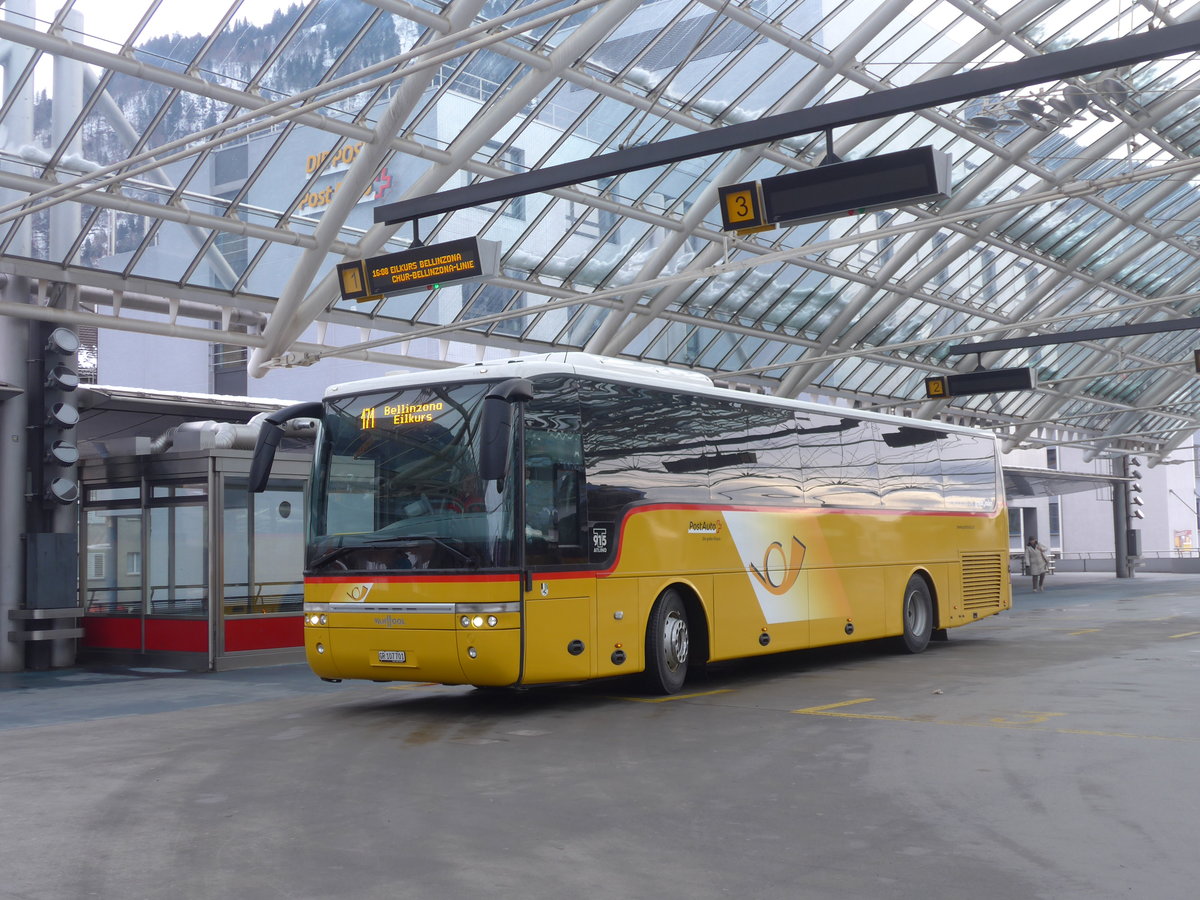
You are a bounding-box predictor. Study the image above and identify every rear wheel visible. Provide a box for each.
[644,588,689,694]
[898,574,933,653]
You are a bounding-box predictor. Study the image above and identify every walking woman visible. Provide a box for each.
[1025,536,1050,592]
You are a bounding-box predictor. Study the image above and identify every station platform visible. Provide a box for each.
[3,569,1198,899]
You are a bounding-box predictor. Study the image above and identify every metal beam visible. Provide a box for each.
[376,19,1200,225]
[946,316,1200,356]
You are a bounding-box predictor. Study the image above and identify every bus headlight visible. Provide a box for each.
[461,616,471,627]
[472,616,484,628]
[487,615,498,627]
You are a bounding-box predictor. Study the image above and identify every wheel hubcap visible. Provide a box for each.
[662,609,689,672]
[905,589,927,635]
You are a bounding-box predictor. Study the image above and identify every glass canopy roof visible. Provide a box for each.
[5,0,1200,463]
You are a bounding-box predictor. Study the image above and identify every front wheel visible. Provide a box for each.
[897,574,933,654]
[644,588,689,694]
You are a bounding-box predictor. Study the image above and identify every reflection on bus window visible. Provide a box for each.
[941,432,997,511]
[309,382,516,572]
[526,376,585,567]
[876,424,945,510]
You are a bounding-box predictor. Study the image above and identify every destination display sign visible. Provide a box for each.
[337,237,499,303]
[359,401,445,430]
[363,237,498,302]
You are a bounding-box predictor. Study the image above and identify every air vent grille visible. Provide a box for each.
[961,552,1005,610]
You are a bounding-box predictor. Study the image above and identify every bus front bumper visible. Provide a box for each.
[303,601,521,686]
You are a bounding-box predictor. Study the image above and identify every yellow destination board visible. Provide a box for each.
[363,237,487,299]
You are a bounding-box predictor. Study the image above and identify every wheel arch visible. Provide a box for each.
[908,567,941,630]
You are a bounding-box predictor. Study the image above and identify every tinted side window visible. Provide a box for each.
[875,424,945,510]
[796,412,881,508]
[794,410,848,506]
[835,418,882,508]
[709,402,804,506]
[580,381,711,526]
[525,377,585,567]
[941,432,998,511]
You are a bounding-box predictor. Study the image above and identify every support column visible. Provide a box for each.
[1113,474,1130,579]
[46,10,84,667]
[0,287,28,672]
[0,0,35,671]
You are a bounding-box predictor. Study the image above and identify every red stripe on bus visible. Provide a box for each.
[613,501,1000,518]
[305,573,520,585]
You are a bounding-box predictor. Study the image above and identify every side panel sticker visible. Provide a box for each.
[723,512,807,624]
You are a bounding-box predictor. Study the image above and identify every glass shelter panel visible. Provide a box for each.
[223,479,305,617]
[253,481,306,613]
[84,507,144,615]
[148,505,208,617]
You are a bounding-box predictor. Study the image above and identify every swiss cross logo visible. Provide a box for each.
[372,167,392,201]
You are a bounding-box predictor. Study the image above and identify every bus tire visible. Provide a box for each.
[644,587,689,694]
[897,574,933,654]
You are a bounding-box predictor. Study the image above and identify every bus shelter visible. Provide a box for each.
[78,447,310,671]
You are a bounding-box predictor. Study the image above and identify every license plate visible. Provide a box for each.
[378,650,407,663]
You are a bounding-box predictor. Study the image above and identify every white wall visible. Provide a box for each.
[1002,439,1200,558]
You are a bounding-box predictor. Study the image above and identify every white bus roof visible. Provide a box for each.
[324,353,991,438]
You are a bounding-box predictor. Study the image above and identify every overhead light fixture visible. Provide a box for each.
[1063,85,1091,112]
[45,363,79,392]
[46,440,79,466]
[45,477,79,505]
[46,401,79,429]
[1100,77,1131,105]
[961,75,1132,135]
[45,327,80,355]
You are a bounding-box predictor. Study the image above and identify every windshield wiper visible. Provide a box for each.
[310,534,477,570]
[309,545,354,570]
[395,535,477,568]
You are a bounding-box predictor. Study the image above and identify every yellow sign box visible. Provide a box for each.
[718,181,768,232]
[924,376,949,398]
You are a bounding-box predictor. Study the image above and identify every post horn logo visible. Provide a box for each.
[749,536,806,595]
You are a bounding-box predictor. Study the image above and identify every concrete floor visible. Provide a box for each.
[2,571,1198,900]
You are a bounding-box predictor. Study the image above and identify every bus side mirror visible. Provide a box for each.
[479,378,533,485]
[249,401,323,493]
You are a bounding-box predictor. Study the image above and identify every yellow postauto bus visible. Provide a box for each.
[250,353,1010,694]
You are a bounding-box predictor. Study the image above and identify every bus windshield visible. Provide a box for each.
[308,381,515,573]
